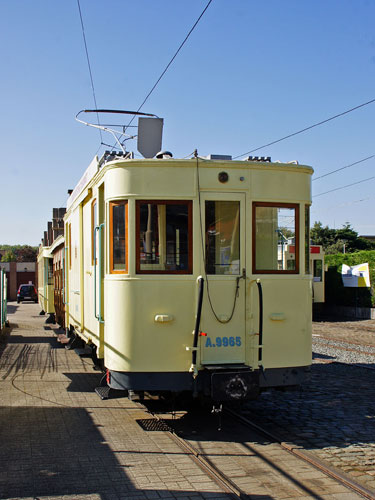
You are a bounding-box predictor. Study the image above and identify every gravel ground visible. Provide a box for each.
[312,335,375,366]
[313,319,375,346]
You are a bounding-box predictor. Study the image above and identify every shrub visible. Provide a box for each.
[325,250,375,307]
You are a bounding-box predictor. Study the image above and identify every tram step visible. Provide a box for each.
[94,386,129,400]
[95,386,111,400]
[57,334,70,344]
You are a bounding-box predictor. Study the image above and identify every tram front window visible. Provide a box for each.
[205,200,240,275]
[253,203,299,273]
[136,200,192,274]
[109,201,128,273]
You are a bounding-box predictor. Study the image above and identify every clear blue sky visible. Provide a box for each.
[1,0,374,245]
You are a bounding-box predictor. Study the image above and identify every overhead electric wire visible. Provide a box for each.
[76,0,103,143]
[323,196,372,211]
[314,175,375,197]
[121,0,214,138]
[233,97,375,159]
[313,154,375,181]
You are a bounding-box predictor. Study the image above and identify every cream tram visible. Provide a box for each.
[310,245,325,303]
[38,209,66,325]
[283,243,325,303]
[64,134,313,401]
[37,245,54,319]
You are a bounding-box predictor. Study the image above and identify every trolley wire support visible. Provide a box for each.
[75,109,159,154]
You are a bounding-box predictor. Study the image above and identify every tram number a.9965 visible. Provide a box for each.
[205,336,242,348]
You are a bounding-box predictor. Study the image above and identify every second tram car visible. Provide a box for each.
[37,245,54,318]
[38,209,66,326]
[63,151,313,401]
[310,245,325,303]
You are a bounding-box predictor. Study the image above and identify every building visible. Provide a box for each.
[0,262,36,301]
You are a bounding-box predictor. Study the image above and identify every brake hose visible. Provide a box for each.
[192,276,204,368]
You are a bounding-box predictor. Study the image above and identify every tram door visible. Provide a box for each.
[199,193,246,365]
[82,197,99,343]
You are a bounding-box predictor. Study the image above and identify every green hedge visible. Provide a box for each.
[325,251,375,307]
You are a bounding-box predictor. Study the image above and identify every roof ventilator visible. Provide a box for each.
[99,150,133,167]
[155,151,173,159]
[245,156,271,162]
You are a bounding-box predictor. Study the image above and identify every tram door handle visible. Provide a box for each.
[94,223,105,324]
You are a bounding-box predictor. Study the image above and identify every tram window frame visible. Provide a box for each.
[305,205,310,275]
[252,202,300,274]
[136,200,193,275]
[48,259,53,285]
[313,259,323,281]
[109,200,128,274]
[205,200,241,276]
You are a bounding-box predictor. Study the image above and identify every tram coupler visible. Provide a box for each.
[211,403,223,431]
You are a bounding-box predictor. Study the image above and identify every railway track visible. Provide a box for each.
[226,408,375,500]
[136,397,374,499]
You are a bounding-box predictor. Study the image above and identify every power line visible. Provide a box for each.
[313,154,375,181]
[326,196,372,211]
[122,0,214,137]
[76,0,102,143]
[233,97,375,159]
[314,175,375,197]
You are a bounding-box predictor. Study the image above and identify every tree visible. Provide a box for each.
[311,221,375,254]
[15,245,38,262]
[1,250,17,262]
[0,245,38,262]
[310,222,336,248]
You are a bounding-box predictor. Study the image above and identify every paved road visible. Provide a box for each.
[0,302,371,500]
[244,351,375,492]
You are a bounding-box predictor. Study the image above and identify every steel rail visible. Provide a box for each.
[226,408,375,500]
[136,402,248,500]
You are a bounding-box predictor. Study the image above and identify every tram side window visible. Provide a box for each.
[110,201,128,273]
[313,260,323,281]
[136,200,192,274]
[48,260,53,285]
[205,201,240,275]
[253,203,299,273]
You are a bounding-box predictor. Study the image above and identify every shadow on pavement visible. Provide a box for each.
[6,304,18,314]
[0,406,237,500]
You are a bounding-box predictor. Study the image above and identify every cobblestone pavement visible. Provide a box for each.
[0,304,372,500]
[243,339,375,493]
